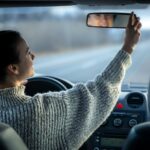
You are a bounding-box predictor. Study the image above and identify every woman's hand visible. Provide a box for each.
[122,12,142,54]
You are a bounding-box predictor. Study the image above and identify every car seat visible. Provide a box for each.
[0,122,28,150]
[123,121,150,150]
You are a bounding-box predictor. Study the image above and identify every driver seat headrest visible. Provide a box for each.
[0,122,28,150]
[123,122,150,150]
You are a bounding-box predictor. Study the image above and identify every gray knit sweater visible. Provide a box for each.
[0,50,131,150]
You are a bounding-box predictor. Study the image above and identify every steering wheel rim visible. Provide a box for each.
[25,76,67,96]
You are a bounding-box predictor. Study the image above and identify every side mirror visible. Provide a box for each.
[86,12,132,28]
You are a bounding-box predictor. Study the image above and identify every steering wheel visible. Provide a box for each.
[25,76,68,96]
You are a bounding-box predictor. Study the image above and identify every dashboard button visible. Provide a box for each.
[129,119,137,127]
[113,118,122,127]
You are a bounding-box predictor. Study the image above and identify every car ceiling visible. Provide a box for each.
[0,0,149,7]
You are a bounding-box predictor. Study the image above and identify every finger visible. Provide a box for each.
[137,30,141,37]
[127,12,133,27]
[127,12,134,28]
[137,22,142,29]
[133,16,139,25]
[134,20,140,30]
[132,14,137,26]
[136,23,142,37]
[134,20,142,30]
[137,22,142,32]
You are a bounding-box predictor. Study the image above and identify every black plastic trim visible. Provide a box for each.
[0,1,75,7]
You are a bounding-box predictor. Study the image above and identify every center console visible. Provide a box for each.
[80,91,149,150]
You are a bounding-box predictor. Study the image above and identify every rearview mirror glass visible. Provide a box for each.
[87,13,131,28]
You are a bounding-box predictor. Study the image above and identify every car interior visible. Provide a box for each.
[0,0,150,150]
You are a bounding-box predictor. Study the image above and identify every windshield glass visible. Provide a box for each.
[1,5,150,86]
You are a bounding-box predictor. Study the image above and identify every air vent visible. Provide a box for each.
[127,92,144,108]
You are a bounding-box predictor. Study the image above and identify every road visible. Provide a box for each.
[34,40,150,84]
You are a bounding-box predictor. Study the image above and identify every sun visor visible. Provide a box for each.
[72,0,135,5]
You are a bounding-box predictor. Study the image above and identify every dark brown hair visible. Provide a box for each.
[0,30,22,82]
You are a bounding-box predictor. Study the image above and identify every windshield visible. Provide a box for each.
[1,5,150,85]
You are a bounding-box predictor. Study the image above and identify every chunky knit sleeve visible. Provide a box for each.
[0,50,131,150]
[61,50,131,149]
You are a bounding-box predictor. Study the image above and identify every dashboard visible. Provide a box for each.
[80,90,149,150]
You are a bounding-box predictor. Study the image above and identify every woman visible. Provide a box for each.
[0,13,141,150]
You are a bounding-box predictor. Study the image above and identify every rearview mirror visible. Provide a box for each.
[87,13,131,28]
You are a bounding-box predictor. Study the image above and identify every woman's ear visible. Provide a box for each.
[7,64,19,75]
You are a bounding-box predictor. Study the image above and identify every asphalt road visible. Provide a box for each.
[34,40,150,85]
